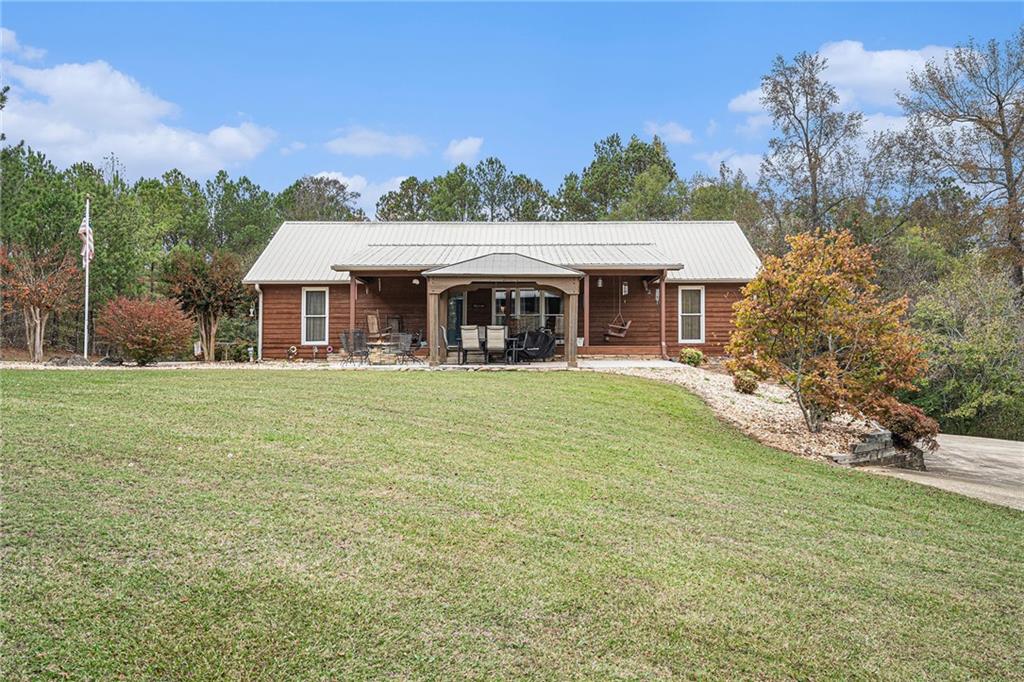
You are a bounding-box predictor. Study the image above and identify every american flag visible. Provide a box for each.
[77,201,93,267]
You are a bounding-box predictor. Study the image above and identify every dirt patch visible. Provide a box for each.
[595,364,875,462]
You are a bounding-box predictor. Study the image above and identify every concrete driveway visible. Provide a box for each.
[866,434,1024,510]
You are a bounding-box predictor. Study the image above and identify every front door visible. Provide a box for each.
[446,293,464,345]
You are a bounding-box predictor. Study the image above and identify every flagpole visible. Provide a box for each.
[83,196,91,360]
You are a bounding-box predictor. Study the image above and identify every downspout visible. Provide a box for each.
[254,283,263,361]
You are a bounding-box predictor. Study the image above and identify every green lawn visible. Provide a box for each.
[2,370,1022,680]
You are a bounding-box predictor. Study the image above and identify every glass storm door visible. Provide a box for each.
[447,293,464,345]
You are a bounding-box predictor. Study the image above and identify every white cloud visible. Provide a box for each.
[315,171,406,216]
[705,119,719,137]
[442,136,484,164]
[643,121,694,144]
[727,41,951,118]
[862,112,909,136]
[694,149,762,180]
[280,141,306,156]
[3,59,274,176]
[1,27,46,61]
[728,88,771,136]
[736,113,772,137]
[728,88,763,113]
[818,40,949,109]
[724,41,950,141]
[326,127,427,158]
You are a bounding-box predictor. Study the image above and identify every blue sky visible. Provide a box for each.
[3,2,1021,214]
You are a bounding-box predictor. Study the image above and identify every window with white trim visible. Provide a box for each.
[678,286,704,344]
[301,287,329,345]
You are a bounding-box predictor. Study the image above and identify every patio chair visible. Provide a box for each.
[484,325,507,364]
[394,333,421,364]
[339,331,353,364]
[459,325,485,364]
[506,331,527,364]
[439,325,458,363]
[350,329,370,364]
[367,313,392,342]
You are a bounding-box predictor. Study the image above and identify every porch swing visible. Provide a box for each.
[604,276,632,340]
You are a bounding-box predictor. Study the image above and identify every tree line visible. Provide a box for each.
[1,28,1020,439]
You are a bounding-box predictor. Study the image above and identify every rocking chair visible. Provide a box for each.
[366,313,392,342]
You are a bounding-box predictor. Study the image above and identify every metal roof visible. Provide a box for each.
[334,242,678,271]
[423,253,582,278]
[243,221,761,284]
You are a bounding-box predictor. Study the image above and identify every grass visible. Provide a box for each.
[2,369,1022,680]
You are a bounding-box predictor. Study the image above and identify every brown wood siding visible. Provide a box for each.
[260,278,427,359]
[355,276,428,338]
[260,278,746,359]
[667,283,744,356]
[579,277,744,356]
[261,284,348,360]
[579,275,664,349]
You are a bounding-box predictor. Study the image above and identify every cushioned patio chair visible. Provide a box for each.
[459,325,485,364]
[484,325,507,364]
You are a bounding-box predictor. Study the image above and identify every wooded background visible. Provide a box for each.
[2,30,1021,439]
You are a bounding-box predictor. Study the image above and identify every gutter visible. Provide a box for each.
[254,283,263,361]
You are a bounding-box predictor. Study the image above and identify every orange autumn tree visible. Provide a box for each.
[727,230,938,448]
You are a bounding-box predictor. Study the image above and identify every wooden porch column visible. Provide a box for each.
[349,276,358,332]
[659,269,667,359]
[582,274,590,349]
[565,292,579,368]
[427,291,440,366]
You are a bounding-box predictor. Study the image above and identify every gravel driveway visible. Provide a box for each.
[866,434,1024,510]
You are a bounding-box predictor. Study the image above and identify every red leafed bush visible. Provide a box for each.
[869,397,939,451]
[97,297,194,365]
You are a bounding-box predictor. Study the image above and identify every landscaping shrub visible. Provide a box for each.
[96,297,194,366]
[678,348,704,366]
[728,230,928,433]
[732,369,759,394]
[869,397,939,451]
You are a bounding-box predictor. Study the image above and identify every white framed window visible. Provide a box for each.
[678,285,704,344]
[301,287,329,345]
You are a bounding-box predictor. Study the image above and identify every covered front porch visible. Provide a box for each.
[333,253,676,367]
[423,254,582,366]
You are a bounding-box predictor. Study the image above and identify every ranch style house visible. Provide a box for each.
[242,221,761,366]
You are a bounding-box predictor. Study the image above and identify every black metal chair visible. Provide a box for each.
[339,331,353,364]
[506,331,527,364]
[350,329,370,364]
[394,333,421,364]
